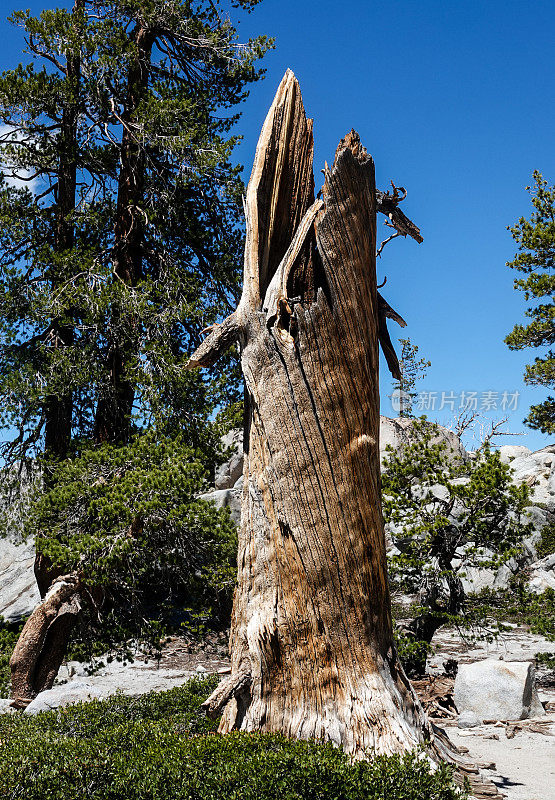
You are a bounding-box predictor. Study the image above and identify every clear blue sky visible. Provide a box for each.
[1,0,553,451]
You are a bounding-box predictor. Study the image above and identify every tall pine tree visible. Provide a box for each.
[0,0,270,705]
[505,171,555,433]
[0,0,269,463]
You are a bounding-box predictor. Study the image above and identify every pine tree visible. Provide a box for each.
[392,337,430,417]
[505,171,555,433]
[0,0,270,464]
[0,0,270,705]
[382,419,531,674]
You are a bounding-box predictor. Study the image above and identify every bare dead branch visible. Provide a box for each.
[451,408,480,438]
[377,231,401,258]
[186,311,243,370]
[201,665,251,719]
[481,417,526,446]
[377,292,407,328]
[376,181,423,244]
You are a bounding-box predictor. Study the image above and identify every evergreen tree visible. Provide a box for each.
[392,337,430,417]
[0,0,270,464]
[505,171,555,433]
[382,420,531,675]
[27,433,238,657]
[0,0,271,704]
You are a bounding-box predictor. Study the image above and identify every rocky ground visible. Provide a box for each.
[429,628,555,800]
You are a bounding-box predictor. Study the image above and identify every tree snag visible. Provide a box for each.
[190,73,500,797]
[9,575,82,708]
[189,70,454,761]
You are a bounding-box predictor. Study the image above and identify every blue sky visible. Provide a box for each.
[0,0,553,451]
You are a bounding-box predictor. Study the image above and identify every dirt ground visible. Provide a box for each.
[428,625,555,800]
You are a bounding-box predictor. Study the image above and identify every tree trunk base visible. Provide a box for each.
[211,658,429,756]
[9,574,82,708]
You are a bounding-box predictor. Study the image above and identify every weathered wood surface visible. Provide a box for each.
[9,575,82,708]
[189,69,422,753]
[189,72,502,793]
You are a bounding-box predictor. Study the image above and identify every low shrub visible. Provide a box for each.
[537,521,555,558]
[0,618,22,697]
[394,626,432,678]
[0,678,466,800]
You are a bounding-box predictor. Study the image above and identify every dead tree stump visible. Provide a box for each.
[191,71,498,794]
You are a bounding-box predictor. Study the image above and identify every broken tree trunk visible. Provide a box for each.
[9,574,82,708]
[189,73,500,795]
[189,70,429,755]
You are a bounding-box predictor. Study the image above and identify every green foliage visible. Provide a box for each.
[535,652,555,669]
[215,399,244,435]
[25,432,237,653]
[481,577,555,643]
[0,0,271,462]
[537,520,555,557]
[382,420,532,656]
[505,172,555,433]
[467,583,555,669]
[393,626,432,679]
[0,0,271,685]
[0,680,466,800]
[0,619,23,698]
[524,586,555,641]
[16,676,220,736]
[393,337,431,417]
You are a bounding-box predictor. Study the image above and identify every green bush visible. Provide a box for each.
[382,419,532,670]
[0,619,22,697]
[25,432,238,660]
[467,584,555,669]
[394,626,432,678]
[0,678,466,800]
[537,521,555,558]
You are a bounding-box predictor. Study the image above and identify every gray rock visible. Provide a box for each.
[528,569,555,593]
[523,506,551,535]
[215,429,243,490]
[498,445,532,465]
[527,554,555,593]
[428,483,451,503]
[461,565,497,594]
[505,446,555,508]
[539,552,555,571]
[0,536,39,623]
[0,699,17,714]
[24,681,105,714]
[380,416,467,467]
[492,562,515,591]
[25,657,200,713]
[532,444,555,457]
[454,659,545,722]
[457,710,481,728]
[198,488,241,524]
